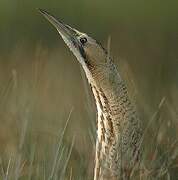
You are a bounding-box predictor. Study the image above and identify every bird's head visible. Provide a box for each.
[39,9,111,84]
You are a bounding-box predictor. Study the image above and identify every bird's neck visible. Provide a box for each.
[91,78,127,142]
[89,63,126,125]
[82,54,141,179]
[88,64,137,179]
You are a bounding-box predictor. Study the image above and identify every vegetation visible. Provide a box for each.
[0,1,178,179]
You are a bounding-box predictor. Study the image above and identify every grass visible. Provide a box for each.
[0,43,177,180]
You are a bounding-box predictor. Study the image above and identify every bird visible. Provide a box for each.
[39,9,142,180]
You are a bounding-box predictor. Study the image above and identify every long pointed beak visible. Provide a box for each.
[38,9,86,61]
[38,9,77,40]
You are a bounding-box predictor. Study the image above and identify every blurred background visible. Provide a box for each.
[0,0,178,179]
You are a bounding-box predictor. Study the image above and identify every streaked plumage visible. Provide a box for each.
[39,9,142,179]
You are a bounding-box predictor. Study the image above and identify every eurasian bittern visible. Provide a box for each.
[39,9,142,180]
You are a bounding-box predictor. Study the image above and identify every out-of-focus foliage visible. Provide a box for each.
[0,0,178,50]
[0,0,178,179]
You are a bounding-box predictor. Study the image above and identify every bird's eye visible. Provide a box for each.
[80,37,87,45]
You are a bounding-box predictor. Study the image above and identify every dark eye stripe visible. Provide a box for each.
[78,44,86,59]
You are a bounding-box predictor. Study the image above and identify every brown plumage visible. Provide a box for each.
[39,9,142,180]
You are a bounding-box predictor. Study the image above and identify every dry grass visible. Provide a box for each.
[0,43,177,179]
